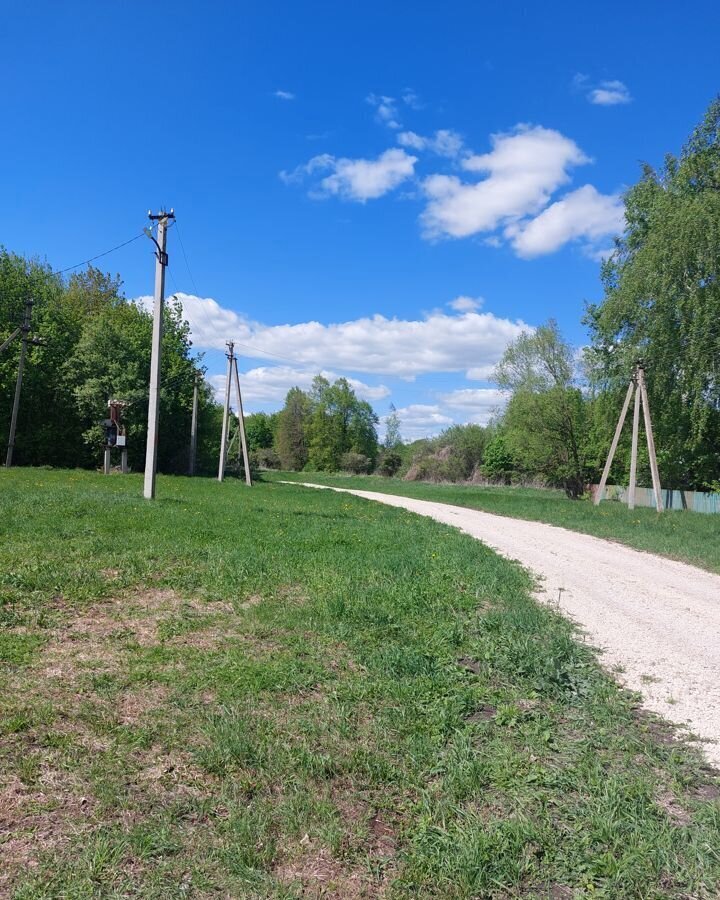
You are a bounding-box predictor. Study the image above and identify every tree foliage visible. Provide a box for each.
[586,98,720,489]
[495,321,587,498]
[0,252,219,473]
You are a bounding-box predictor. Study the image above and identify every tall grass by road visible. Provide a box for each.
[1,468,719,898]
[272,472,720,574]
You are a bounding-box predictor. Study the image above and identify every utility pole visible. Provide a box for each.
[218,343,233,482]
[189,371,199,476]
[5,299,43,468]
[637,365,663,512]
[232,355,252,486]
[217,341,252,485]
[143,209,174,500]
[628,372,641,510]
[595,361,663,512]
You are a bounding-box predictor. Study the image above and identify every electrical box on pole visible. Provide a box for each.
[102,400,129,474]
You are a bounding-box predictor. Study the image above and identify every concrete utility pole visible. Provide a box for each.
[218,344,233,482]
[6,298,40,468]
[217,341,252,485]
[595,361,663,512]
[628,373,641,510]
[189,372,199,476]
[637,365,663,512]
[232,355,252,486]
[143,209,174,500]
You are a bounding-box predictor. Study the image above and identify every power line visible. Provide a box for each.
[174,222,200,297]
[56,231,149,275]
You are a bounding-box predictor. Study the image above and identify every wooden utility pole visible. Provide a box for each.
[595,361,663,512]
[189,372,199,476]
[143,209,174,500]
[218,341,252,485]
[5,299,39,468]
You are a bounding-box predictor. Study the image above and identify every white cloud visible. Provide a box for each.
[448,295,483,313]
[438,388,508,425]
[366,93,401,129]
[319,148,417,201]
[507,184,624,258]
[158,292,528,380]
[209,365,390,408]
[421,125,589,239]
[394,404,454,439]
[588,80,631,106]
[401,89,423,109]
[398,129,464,157]
[281,149,417,202]
[274,89,295,100]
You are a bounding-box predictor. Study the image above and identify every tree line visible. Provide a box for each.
[0,257,221,473]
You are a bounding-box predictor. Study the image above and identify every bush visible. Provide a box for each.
[340,451,372,474]
[377,451,402,477]
[250,447,281,470]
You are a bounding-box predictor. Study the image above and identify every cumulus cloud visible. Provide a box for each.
[209,365,390,408]
[274,89,295,100]
[280,148,417,202]
[151,292,528,380]
[393,404,454,439]
[588,80,631,106]
[366,93,401,129]
[398,129,464,157]
[438,388,508,425]
[507,184,624,258]
[448,295,483,313]
[421,125,589,239]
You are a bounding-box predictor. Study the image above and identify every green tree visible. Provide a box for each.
[586,98,720,489]
[276,386,311,470]
[495,321,588,498]
[306,376,379,471]
[245,412,276,451]
[383,403,402,449]
[482,432,516,483]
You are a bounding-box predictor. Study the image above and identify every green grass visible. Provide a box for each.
[271,472,720,574]
[1,467,719,898]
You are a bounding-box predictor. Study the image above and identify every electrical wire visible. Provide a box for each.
[173,222,201,297]
[56,230,150,275]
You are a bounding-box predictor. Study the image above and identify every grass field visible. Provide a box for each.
[1,468,720,898]
[271,472,720,574]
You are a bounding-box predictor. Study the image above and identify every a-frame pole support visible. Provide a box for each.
[594,377,635,506]
[595,361,663,512]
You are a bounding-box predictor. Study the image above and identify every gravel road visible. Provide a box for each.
[292,482,720,765]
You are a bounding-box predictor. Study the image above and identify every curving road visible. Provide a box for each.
[289,482,720,766]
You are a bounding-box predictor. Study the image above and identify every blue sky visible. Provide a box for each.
[2,1,718,438]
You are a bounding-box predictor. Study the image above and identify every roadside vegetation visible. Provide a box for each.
[2,468,720,898]
[273,472,720,575]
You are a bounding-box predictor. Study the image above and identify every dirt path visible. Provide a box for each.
[291,482,720,765]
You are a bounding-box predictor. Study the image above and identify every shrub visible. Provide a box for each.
[377,451,402,477]
[340,451,372,474]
